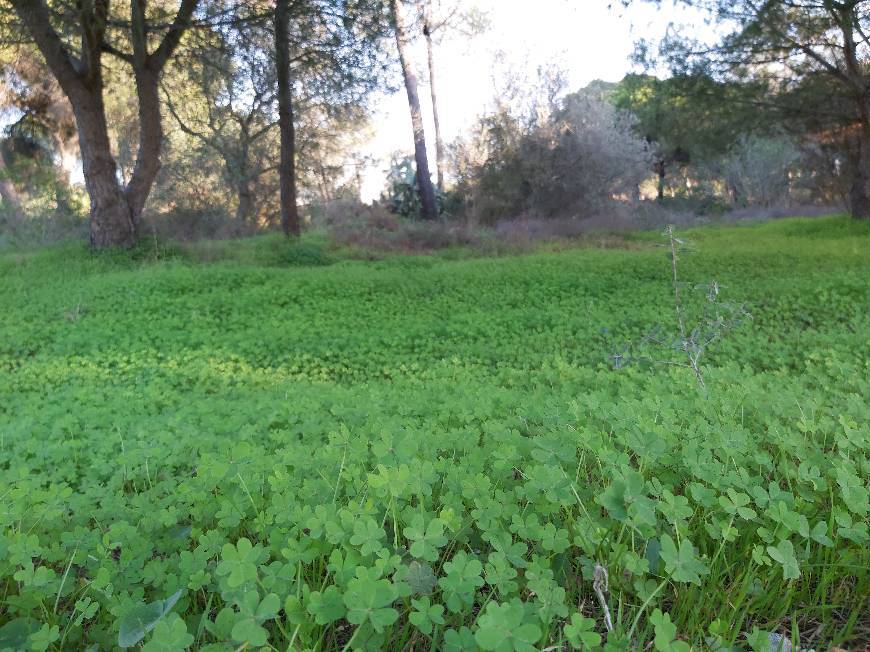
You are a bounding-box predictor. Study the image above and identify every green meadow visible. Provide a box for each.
[1,216,867,651]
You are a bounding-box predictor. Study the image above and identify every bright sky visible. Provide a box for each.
[359,0,711,201]
[3,1,714,204]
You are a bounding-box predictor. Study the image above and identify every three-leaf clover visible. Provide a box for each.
[650,609,690,652]
[307,585,346,625]
[404,515,448,561]
[349,518,386,556]
[443,626,478,651]
[564,614,601,650]
[766,539,800,580]
[141,615,194,652]
[484,552,518,596]
[343,567,399,632]
[230,591,280,647]
[719,489,757,520]
[216,538,261,588]
[809,521,833,547]
[474,600,542,652]
[438,551,485,613]
[409,597,445,635]
[659,534,709,585]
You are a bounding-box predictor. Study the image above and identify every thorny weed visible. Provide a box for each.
[613,225,751,388]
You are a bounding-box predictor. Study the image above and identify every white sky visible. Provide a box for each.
[359,0,712,201]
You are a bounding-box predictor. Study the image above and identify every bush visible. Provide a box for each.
[451,88,651,223]
[272,239,335,267]
[720,135,803,207]
[139,206,251,242]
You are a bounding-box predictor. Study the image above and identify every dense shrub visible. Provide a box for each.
[452,88,651,223]
[139,206,252,243]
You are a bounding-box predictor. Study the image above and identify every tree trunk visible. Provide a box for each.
[392,0,438,220]
[318,164,333,205]
[50,133,75,215]
[236,176,255,224]
[73,89,136,248]
[275,0,301,237]
[423,6,445,192]
[125,67,163,226]
[849,128,870,219]
[836,6,870,219]
[654,159,666,201]
[0,149,25,222]
[10,0,197,248]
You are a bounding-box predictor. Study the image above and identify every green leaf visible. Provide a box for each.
[438,551,484,613]
[405,560,437,596]
[231,618,268,647]
[766,539,800,580]
[409,597,445,636]
[215,538,260,588]
[650,609,690,652]
[118,589,184,648]
[141,615,194,652]
[809,521,833,547]
[343,568,399,632]
[0,618,39,651]
[564,614,601,650]
[349,518,386,556]
[484,552,518,596]
[307,585,346,625]
[404,515,448,562]
[443,626,478,652]
[474,600,541,652]
[659,535,708,585]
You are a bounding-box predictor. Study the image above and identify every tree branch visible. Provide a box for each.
[150,0,199,71]
[8,0,85,97]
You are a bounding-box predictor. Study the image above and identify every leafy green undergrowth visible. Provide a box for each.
[0,216,867,651]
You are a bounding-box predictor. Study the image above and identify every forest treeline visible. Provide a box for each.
[1,0,870,250]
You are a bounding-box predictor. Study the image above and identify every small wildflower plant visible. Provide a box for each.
[613,225,751,387]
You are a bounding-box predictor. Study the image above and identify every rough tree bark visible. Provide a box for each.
[236,173,254,224]
[392,0,438,219]
[0,149,25,222]
[422,3,445,192]
[9,0,198,247]
[654,159,666,201]
[73,81,136,247]
[849,126,870,218]
[275,0,301,237]
[838,5,870,219]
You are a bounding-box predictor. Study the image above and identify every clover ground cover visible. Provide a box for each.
[0,216,868,650]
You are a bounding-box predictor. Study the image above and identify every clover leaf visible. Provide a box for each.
[349,518,386,556]
[307,585,346,625]
[438,551,484,613]
[474,600,541,652]
[409,597,445,635]
[650,609,690,652]
[343,568,399,632]
[564,614,601,650]
[766,539,800,580]
[141,615,194,652]
[404,515,448,562]
[659,534,708,585]
[215,538,261,588]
